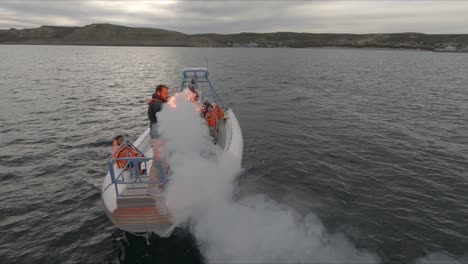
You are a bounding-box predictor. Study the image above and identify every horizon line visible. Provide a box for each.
[3,22,467,36]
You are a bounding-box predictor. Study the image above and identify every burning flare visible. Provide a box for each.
[168,94,178,108]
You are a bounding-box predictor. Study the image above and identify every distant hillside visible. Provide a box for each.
[1,23,468,51]
[0,23,222,47]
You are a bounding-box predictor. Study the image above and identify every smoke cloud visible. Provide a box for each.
[414,253,467,264]
[157,90,377,263]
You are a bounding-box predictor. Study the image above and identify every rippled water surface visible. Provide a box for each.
[1,45,467,263]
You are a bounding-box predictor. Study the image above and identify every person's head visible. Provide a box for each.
[190,90,199,102]
[155,84,169,101]
[191,79,196,84]
[115,135,124,145]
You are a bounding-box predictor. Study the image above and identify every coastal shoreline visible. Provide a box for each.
[1,23,467,52]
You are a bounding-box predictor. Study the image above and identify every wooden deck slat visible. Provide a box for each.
[114,212,169,217]
[115,219,172,225]
[115,218,172,224]
[120,187,152,196]
[114,208,170,217]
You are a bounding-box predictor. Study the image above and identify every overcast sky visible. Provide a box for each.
[1,1,467,34]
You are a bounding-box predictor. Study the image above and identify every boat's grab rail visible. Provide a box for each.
[107,140,168,197]
[180,67,224,106]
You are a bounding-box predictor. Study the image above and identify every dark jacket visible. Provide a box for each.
[147,93,166,126]
[188,83,199,92]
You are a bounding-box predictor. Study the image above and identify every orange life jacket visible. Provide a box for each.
[205,111,217,127]
[214,104,223,120]
[112,140,139,169]
[147,98,162,105]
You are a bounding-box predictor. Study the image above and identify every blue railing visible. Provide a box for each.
[107,140,169,197]
[180,68,224,106]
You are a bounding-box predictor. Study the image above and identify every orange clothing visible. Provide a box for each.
[146,98,162,105]
[112,140,140,169]
[205,111,217,127]
[214,104,223,120]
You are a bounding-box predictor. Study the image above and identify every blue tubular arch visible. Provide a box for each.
[179,68,224,106]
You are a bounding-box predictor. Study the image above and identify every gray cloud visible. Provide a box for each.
[0,1,467,34]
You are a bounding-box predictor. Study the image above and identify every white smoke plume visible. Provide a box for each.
[158,89,238,222]
[414,252,467,264]
[157,90,378,263]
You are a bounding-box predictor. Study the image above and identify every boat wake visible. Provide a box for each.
[158,94,378,263]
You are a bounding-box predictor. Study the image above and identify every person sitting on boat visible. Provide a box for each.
[205,104,218,142]
[112,135,145,175]
[201,101,211,118]
[214,103,224,129]
[214,104,224,119]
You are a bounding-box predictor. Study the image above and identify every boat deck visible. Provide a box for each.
[106,173,174,234]
[117,182,159,208]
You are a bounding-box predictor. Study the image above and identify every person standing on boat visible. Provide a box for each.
[147,84,169,157]
[147,84,169,134]
[147,84,169,144]
[147,85,169,188]
[188,78,199,92]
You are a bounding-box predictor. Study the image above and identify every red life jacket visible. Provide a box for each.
[112,140,139,169]
[214,104,223,120]
[205,111,217,127]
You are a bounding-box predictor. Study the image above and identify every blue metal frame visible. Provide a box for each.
[179,68,224,106]
[107,140,169,197]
